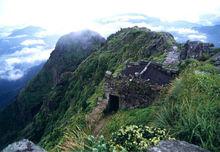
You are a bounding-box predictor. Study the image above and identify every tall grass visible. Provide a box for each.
[156,63,220,151]
[58,126,88,152]
[58,126,110,152]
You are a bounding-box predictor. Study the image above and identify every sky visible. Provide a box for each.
[1,0,220,34]
[0,0,220,81]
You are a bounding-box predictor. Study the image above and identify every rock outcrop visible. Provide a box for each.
[2,139,46,152]
[148,140,210,152]
[163,46,180,69]
[180,41,214,60]
[210,50,220,67]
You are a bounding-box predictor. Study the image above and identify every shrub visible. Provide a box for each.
[58,125,172,152]
[111,125,173,152]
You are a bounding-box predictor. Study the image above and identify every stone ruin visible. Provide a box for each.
[180,40,214,60]
[103,41,215,112]
[104,61,177,112]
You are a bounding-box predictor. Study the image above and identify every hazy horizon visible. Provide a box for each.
[1,0,220,35]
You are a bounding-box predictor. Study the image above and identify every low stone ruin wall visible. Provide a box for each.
[104,75,161,110]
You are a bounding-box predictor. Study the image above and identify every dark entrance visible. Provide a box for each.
[106,94,119,113]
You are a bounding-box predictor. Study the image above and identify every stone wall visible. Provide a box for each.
[105,75,158,110]
[104,61,176,110]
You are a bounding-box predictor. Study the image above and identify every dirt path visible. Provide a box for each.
[93,117,107,136]
[86,99,108,136]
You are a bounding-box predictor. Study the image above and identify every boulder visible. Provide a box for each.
[105,71,113,78]
[211,52,220,66]
[2,139,46,152]
[148,140,210,152]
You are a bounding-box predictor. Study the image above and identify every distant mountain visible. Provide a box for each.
[8,26,44,37]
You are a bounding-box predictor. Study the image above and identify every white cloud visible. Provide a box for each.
[187,34,207,42]
[0,46,53,81]
[0,0,220,33]
[21,39,46,46]
[0,32,10,37]
[34,31,56,38]
[168,28,198,35]
[88,14,209,44]
[8,46,52,63]
[1,69,24,81]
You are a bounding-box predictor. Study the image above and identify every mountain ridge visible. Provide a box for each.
[0,27,219,151]
[0,30,105,149]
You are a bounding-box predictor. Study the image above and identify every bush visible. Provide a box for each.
[111,125,173,152]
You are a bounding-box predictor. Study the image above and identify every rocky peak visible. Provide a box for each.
[55,30,105,52]
[105,27,176,57]
[45,30,105,85]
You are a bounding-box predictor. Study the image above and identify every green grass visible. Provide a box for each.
[155,63,220,151]
[101,107,156,139]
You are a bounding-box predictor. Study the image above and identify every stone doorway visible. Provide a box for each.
[106,94,119,113]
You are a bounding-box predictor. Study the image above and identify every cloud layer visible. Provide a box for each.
[0,27,58,81]
[90,14,208,43]
[21,39,46,46]
[0,46,52,80]
[1,0,220,34]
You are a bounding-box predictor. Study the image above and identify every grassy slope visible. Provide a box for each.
[0,30,104,149]
[1,27,219,151]
[49,49,220,151]
[99,61,220,152]
[155,61,220,151]
[38,27,176,150]
[41,28,220,152]
[60,61,220,152]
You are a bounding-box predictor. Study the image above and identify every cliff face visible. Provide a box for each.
[0,30,105,149]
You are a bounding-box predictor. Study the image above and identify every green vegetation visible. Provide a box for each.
[34,27,175,150]
[59,129,111,152]
[0,27,219,152]
[101,107,156,139]
[111,125,173,151]
[58,125,172,152]
[151,52,167,63]
[155,62,220,151]
[0,30,104,149]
